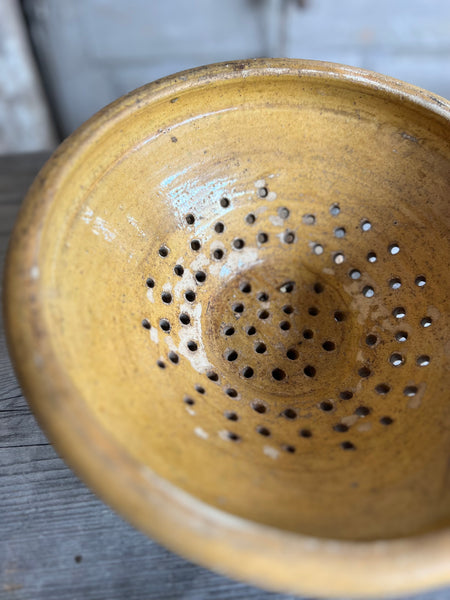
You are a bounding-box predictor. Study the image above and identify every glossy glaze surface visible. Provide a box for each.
[4,59,450,597]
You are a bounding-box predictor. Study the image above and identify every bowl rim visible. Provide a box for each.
[3,58,450,598]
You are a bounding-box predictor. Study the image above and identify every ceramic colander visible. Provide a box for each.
[4,59,450,598]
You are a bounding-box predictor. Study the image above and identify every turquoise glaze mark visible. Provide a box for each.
[162,170,245,231]
[219,264,232,278]
[166,175,236,212]
[160,167,189,189]
[219,252,259,279]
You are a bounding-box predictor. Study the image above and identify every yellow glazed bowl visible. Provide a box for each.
[4,59,450,598]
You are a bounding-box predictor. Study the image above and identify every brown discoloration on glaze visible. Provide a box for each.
[3,59,450,598]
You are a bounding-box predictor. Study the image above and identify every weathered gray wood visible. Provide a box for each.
[1,154,450,600]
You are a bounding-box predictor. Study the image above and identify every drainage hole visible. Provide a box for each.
[257,232,269,244]
[390,353,404,366]
[404,385,418,396]
[282,408,297,419]
[313,282,324,293]
[395,331,408,342]
[365,334,377,346]
[252,401,267,414]
[257,426,271,436]
[304,365,316,378]
[358,366,371,378]
[168,351,179,364]
[333,423,348,432]
[195,271,206,283]
[415,275,426,287]
[417,355,430,367]
[225,350,238,361]
[242,366,254,378]
[341,441,356,451]
[225,411,239,421]
[159,319,171,332]
[179,313,191,325]
[299,428,312,438]
[330,203,340,216]
[272,368,286,381]
[302,213,315,224]
[283,230,295,244]
[322,341,335,351]
[375,383,390,395]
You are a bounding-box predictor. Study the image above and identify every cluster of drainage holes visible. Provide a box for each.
[184,199,408,263]
[147,208,424,410]
[142,272,203,334]
[191,384,391,446]
[224,419,358,451]
[225,280,344,373]
[157,247,207,284]
[185,385,368,451]
[155,207,418,297]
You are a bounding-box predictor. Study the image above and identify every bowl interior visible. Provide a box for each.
[16,64,450,542]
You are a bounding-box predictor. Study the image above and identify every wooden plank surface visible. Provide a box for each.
[0,153,449,600]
